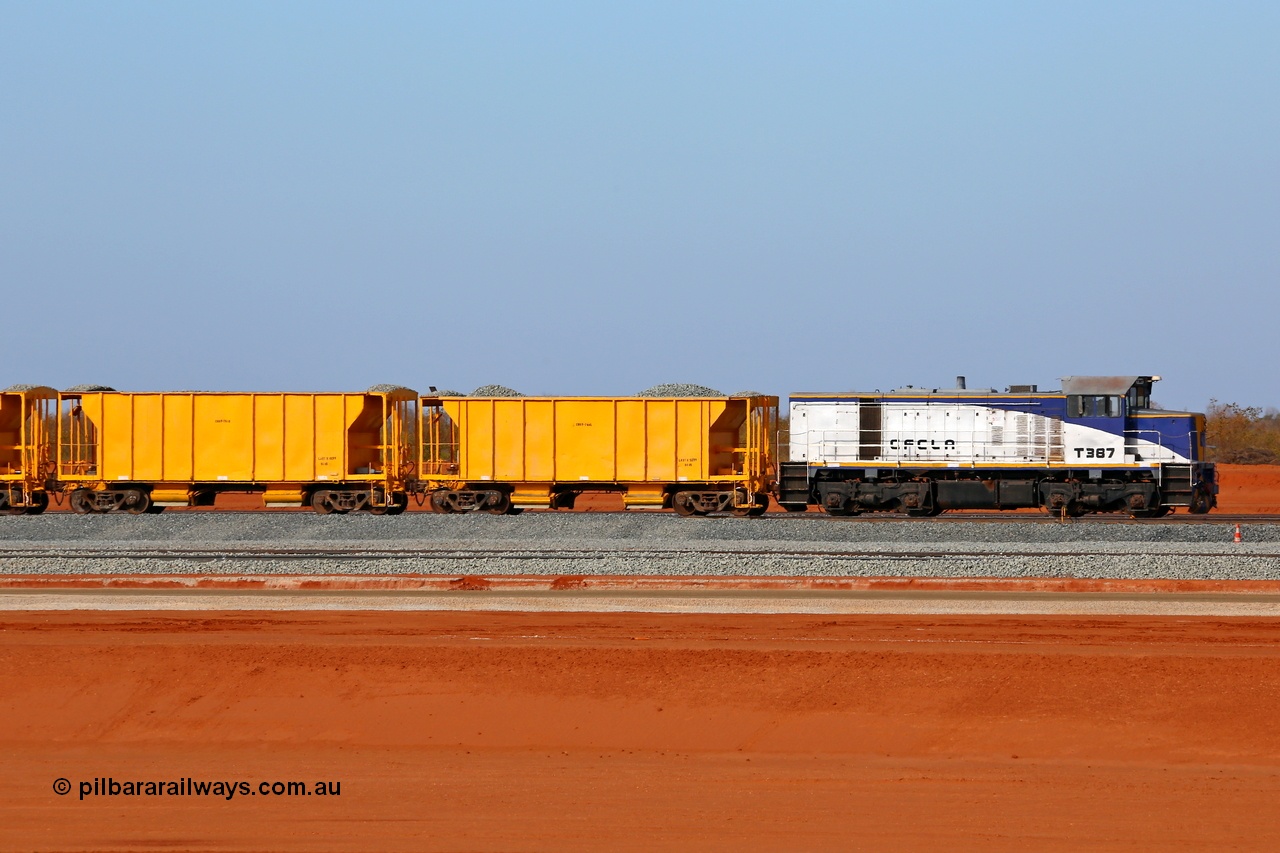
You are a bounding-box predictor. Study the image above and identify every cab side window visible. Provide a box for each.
[1068,395,1123,418]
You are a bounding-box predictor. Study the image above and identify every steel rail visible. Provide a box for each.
[0,546,1275,560]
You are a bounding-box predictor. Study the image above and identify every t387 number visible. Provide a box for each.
[1073,447,1116,458]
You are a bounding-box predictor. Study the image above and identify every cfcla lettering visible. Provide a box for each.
[888,438,957,451]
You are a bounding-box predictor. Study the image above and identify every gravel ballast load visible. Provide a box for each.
[0,515,1275,580]
[637,384,724,397]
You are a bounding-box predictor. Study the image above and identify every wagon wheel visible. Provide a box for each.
[671,493,698,517]
[70,490,96,514]
[310,491,335,515]
[779,503,808,513]
[124,489,152,515]
[485,492,512,515]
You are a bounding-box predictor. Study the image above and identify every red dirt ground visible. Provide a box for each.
[4,611,1280,851]
[1215,464,1280,513]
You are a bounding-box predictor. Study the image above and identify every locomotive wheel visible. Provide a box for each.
[70,489,96,514]
[905,505,942,518]
[1130,506,1171,519]
[1188,490,1213,515]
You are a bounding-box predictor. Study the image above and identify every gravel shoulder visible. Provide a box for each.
[0,514,1276,580]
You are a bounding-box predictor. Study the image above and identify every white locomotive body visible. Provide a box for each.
[779,376,1214,517]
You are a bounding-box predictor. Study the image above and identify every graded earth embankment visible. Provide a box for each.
[4,612,1280,851]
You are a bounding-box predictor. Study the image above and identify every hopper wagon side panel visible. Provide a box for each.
[192,395,255,482]
[283,395,317,482]
[252,396,286,483]
[643,401,677,482]
[313,396,346,482]
[615,400,647,481]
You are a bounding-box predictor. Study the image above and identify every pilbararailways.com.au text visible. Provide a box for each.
[58,777,341,801]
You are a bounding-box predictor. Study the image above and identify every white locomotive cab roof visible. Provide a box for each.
[1060,376,1157,395]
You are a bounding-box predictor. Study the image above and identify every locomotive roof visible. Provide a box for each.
[790,388,1031,398]
[792,375,1159,399]
[1060,376,1157,395]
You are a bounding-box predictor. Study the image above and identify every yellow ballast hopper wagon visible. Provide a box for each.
[417,395,778,515]
[56,386,418,514]
[0,384,58,514]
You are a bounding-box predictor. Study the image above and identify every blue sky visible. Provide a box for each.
[2,1,1276,409]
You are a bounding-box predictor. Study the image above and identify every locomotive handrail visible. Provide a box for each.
[793,424,1201,466]
[795,426,1072,464]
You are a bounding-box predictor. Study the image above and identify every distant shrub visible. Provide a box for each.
[1206,400,1280,464]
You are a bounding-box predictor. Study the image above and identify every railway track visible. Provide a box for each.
[0,545,1274,561]
[32,509,1280,524]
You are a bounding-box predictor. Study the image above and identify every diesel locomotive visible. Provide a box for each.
[778,375,1215,517]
